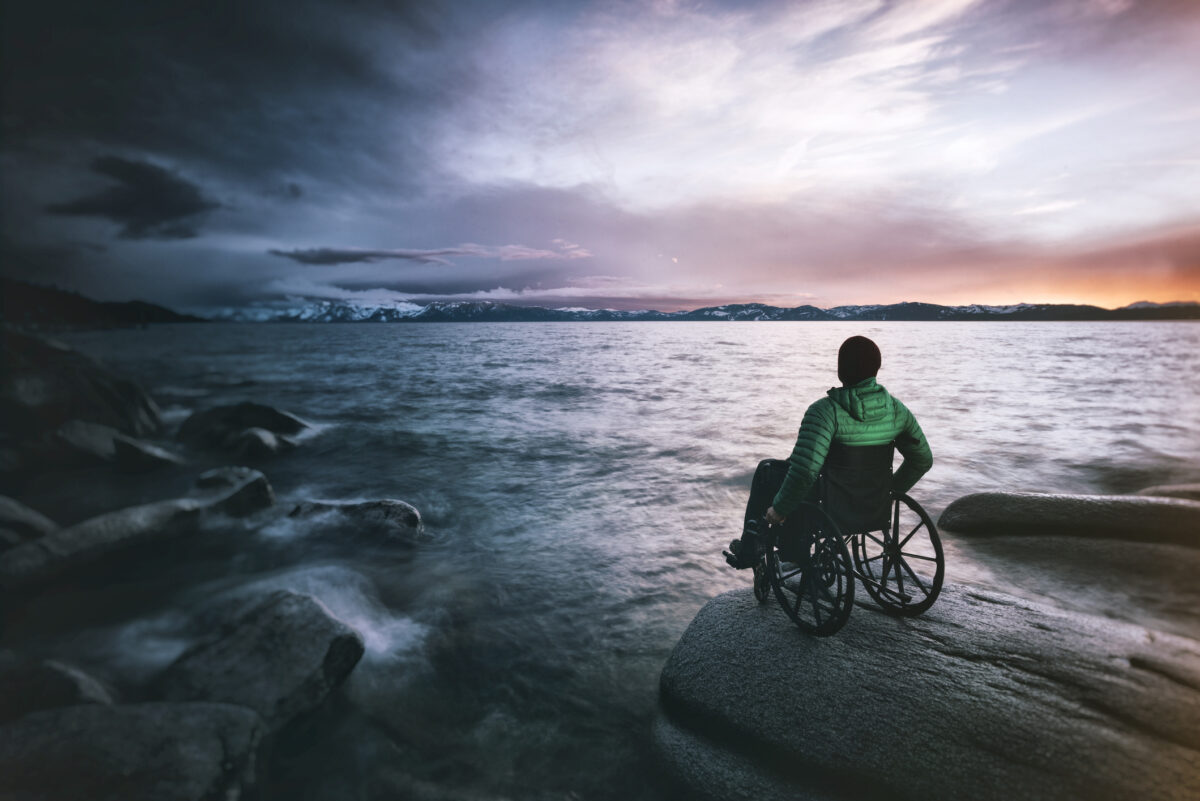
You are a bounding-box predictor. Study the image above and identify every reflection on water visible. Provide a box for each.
[38,321,1200,799]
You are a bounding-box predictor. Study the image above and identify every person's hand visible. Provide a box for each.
[765,506,786,526]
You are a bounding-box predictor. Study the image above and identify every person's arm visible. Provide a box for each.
[891,400,932,495]
[769,399,837,519]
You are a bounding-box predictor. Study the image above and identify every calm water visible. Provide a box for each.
[40,322,1200,799]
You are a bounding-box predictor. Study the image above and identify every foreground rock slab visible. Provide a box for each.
[939,491,1200,546]
[0,468,273,594]
[0,702,263,801]
[0,651,112,724]
[159,590,364,732]
[655,587,1200,801]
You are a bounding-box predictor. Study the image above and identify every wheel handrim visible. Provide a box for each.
[852,494,944,615]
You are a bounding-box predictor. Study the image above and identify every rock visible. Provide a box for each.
[939,491,1200,546]
[43,419,184,472]
[0,702,264,801]
[0,651,113,724]
[654,587,1200,801]
[1136,483,1200,502]
[0,468,273,593]
[0,495,57,551]
[159,590,364,733]
[289,499,425,544]
[177,401,308,454]
[231,426,295,459]
[0,328,161,440]
[53,419,121,463]
[190,466,275,517]
[112,435,186,472]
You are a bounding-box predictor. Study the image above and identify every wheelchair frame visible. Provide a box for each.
[751,490,944,636]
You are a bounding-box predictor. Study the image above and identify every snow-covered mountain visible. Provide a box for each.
[207,298,1200,323]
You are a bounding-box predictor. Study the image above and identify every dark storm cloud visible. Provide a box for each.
[270,242,592,266]
[0,0,460,191]
[46,156,218,239]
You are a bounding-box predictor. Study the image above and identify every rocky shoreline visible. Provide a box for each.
[1,327,425,799]
[4,325,1200,800]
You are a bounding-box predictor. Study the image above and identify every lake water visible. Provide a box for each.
[42,321,1200,799]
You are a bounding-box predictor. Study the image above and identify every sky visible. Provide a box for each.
[2,0,1199,312]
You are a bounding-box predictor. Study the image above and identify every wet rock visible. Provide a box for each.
[0,702,264,801]
[231,426,295,459]
[0,495,57,551]
[177,401,308,454]
[41,419,184,472]
[289,499,425,544]
[0,651,113,724]
[0,328,161,440]
[0,468,273,593]
[1136,483,1200,502]
[190,466,275,517]
[939,491,1200,546]
[53,419,121,464]
[654,587,1200,801]
[112,435,186,472]
[159,590,364,733]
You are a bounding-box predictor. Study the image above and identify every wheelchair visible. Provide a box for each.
[746,442,944,636]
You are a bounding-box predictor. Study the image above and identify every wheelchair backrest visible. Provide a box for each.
[819,442,893,534]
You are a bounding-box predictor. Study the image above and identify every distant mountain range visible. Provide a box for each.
[4,279,1198,328]
[211,298,1200,323]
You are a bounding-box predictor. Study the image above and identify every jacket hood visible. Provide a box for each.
[826,377,892,422]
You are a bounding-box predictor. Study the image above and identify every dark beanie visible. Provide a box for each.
[838,336,881,386]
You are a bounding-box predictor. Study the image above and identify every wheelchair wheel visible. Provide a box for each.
[765,507,855,636]
[851,493,944,616]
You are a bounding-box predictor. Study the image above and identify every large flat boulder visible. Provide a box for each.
[939,491,1200,546]
[0,468,273,593]
[655,587,1200,801]
[0,702,264,801]
[0,329,161,440]
[0,651,112,724]
[158,590,364,732]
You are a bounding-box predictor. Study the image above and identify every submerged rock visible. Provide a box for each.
[0,702,264,801]
[1136,483,1200,502]
[654,587,1200,801]
[289,499,425,545]
[0,467,273,593]
[0,651,113,724]
[177,401,308,455]
[158,590,364,733]
[0,329,161,440]
[112,435,186,472]
[0,495,57,551]
[939,491,1200,546]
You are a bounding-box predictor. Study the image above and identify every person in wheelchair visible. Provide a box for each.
[725,335,932,569]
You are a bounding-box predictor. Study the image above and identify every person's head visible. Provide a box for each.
[837,336,881,386]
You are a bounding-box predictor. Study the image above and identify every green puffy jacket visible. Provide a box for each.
[771,377,933,518]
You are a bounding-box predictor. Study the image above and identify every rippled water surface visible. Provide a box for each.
[51,321,1200,799]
